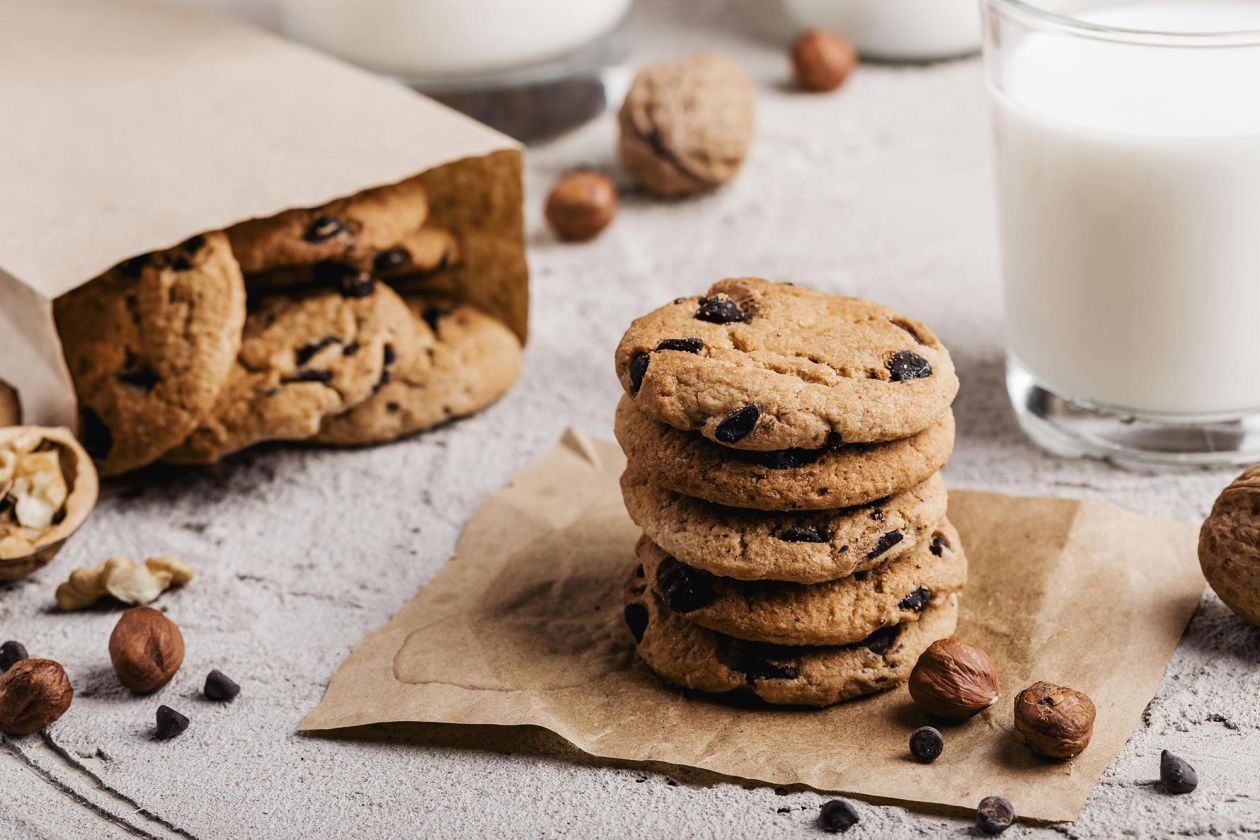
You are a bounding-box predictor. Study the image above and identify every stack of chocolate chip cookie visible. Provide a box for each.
[614,278,964,707]
[54,177,522,476]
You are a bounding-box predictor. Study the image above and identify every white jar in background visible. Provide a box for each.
[782,0,981,61]
[282,0,632,80]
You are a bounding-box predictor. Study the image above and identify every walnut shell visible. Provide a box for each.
[1013,681,1095,759]
[108,607,184,694]
[1199,464,1260,626]
[908,638,1000,721]
[0,658,73,735]
[618,54,755,197]
[0,426,98,583]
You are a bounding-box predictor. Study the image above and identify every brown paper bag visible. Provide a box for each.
[301,430,1204,822]
[0,0,526,429]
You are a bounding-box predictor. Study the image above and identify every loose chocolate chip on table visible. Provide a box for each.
[866,530,903,559]
[779,525,828,543]
[623,604,649,643]
[204,669,240,702]
[373,247,411,273]
[422,306,453,334]
[284,369,334,385]
[305,215,348,243]
[654,337,704,354]
[154,705,190,740]
[909,726,944,763]
[976,796,1015,835]
[694,295,746,324]
[296,336,339,366]
[715,404,761,443]
[657,560,716,613]
[628,353,650,394]
[818,799,859,833]
[898,587,932,612]
[337,271,376,299]
[0,641,28,672]
[79,408,113,460]
[887,350,932,382]
[1160,750,1198,794]
[117,366,160,391]
[856,624,900,655]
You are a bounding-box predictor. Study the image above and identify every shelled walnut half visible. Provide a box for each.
[0,426,98,582]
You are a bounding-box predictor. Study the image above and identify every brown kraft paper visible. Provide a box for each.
[0,0,527,430]
[300,430,1205,822]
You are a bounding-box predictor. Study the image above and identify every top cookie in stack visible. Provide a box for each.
[614,278,963,707]
[54,178,522,476]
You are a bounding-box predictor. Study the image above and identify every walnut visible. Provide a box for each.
[0,426,98,582]
[619,54,756,197]
[1013,681,1095,759]
[1199,464,1260,625]
[56,555,194,611]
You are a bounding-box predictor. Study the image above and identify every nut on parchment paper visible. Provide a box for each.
[0,426,98,583]
[1013,681,1095,759]
[56,555,194,611]
[0,658,73,735]
[1199,463,1260,626]
[908,638,1000,722]
[618,53,756,197]
[791,29,858,93]
[109,607,184,694]
[545,171,619,242]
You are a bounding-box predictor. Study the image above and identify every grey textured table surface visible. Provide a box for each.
[4,2,1258,837]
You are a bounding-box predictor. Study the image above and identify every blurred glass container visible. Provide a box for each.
[282,0,633,141]
[782,0,981,61]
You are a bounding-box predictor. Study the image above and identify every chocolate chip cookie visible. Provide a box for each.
[53,232,246,476]
[614,396,954,511]
[622,471,947,584]
[624,566,959,707]
[616,278,958,451]
[165,279,416,463]
[312,298,521,445]
[227,178,429,273]
[636,520,966,646]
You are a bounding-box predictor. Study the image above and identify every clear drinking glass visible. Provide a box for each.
[981,0,1260,466]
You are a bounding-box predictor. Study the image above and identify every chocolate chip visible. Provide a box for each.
[818,799,859,833]
[780,525,827,543]
[695,295,746,324]
[79,408,113,460]
[715,405,760,443]
[373,247,411,273]
[337,271,376,298]
[284,369,333,384]
[342,343,360,357]
[909,726,944,763]
[628,352,650,394]
[733,447,825,470]
[383,344,396,367]
[824,431,845,450]
[181,234,206,255]
[655,337,703,354]
[170,255,193,271]
[623,604,648,643]
[422,306,453,334]
[729,641,800,682]
[743,656,799,682]
[870,509,885,521]
[930,535,949,556]
[855,624,900,655]
[898,587,932,612]
[296,336,338,366]
[976,796,1015,835]
[154,705,190,740]
[657,559,716,613]
[119,254,150,278]
[202,670,240,702]
[386,401,400,413]
[888,350,932,381]
[0,641,28,673]
[305,215,348,243]
[118,366,160,391]
[1161,750,1198,794]
[867,530,903,559]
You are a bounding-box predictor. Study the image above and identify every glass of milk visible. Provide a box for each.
[983,0,1260,466]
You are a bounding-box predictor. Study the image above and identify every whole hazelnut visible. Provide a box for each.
[108,607,184,694]
[908,638,1000,722]
[1013,681,1095,759]
[545,172,618,242]
[0,658,73,735]
[791,29,858,93]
